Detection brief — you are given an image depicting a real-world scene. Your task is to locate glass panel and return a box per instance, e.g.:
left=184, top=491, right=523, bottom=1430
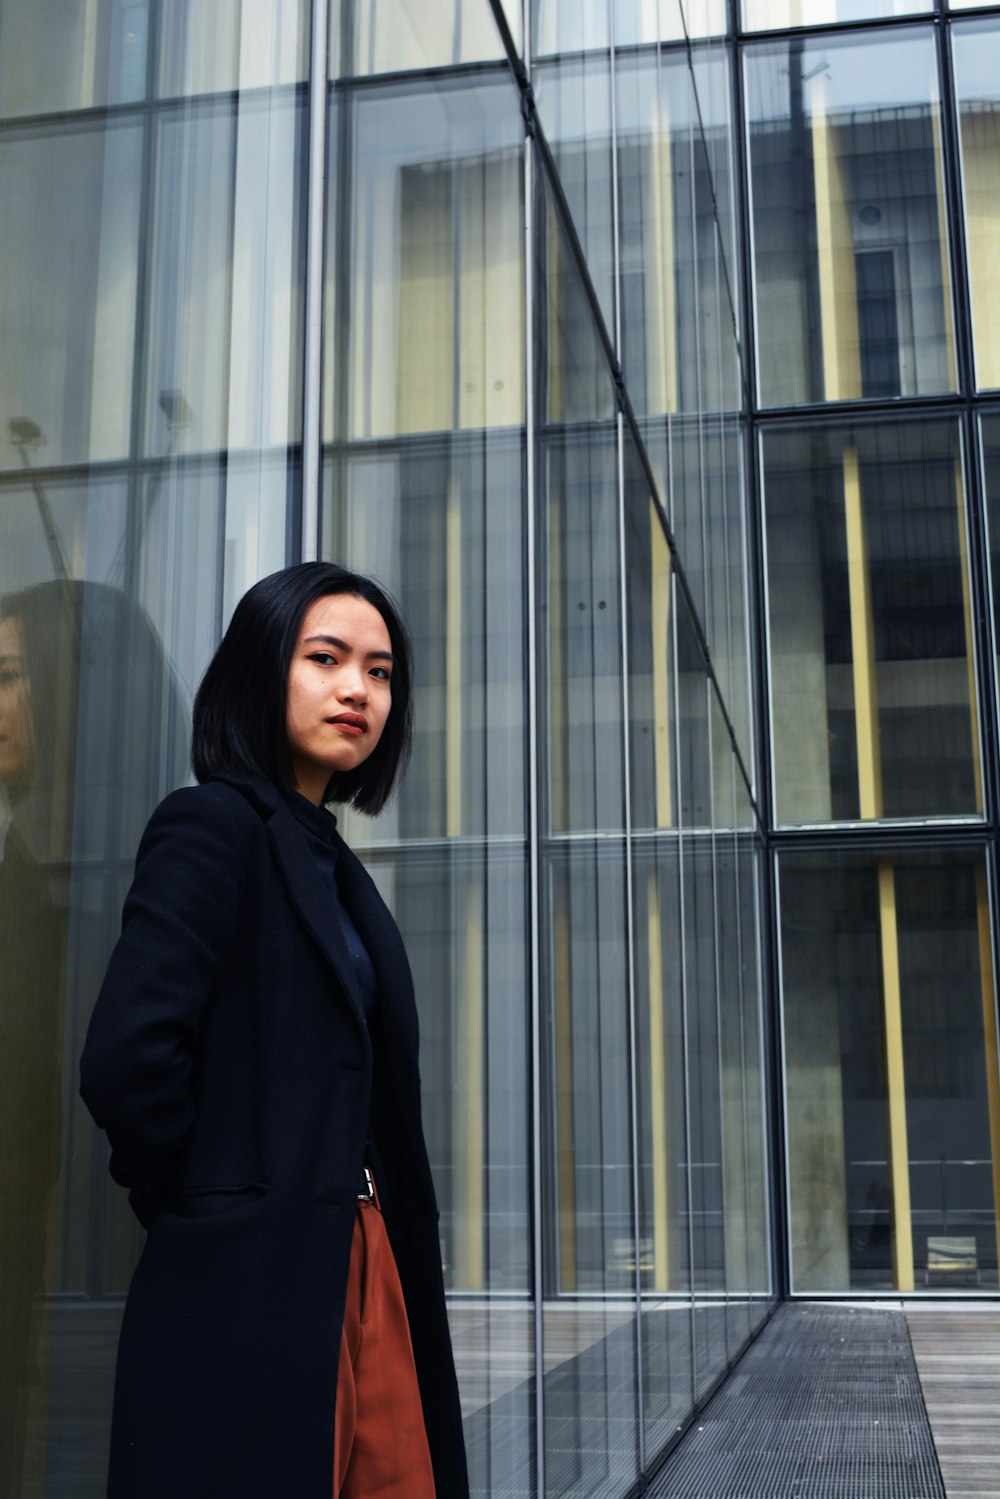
left=326, top=76, right=524, bottom=444
left=763, top=418, right=980, bottom=825
left=623, top=432, right=694, bottom=1461
left=617, top=48, right=738, bottom=418
left=533, top=51, right=616, bottom=334
left=145, top=92, right=305, bottom=457
left=983, top=414, right=1000, bottom=721
left=953, top=20, right=1000, bottom=392
left=780, top=850, right=1000, bottom=1293
left=712, top=694, right=750, bottom=1361
left=536, top=158, right=640, bottom=1499
left=746, top=28, right=956, bottom=408
left=332, top=0, right=508, bottom=77
left=616, top=0, right=727, bottom=44
left=743, top=0, right=931, bottom=29
left=158, top=0, right=308, bottom=95
left=0, top=0, right=149, bottom=116
left=736, top=792, right=771, bottom=1327
left=0, top=14, right=305, bottom=1484
left=320, top=53, right=531, bottom=1493
left=0, top=117, right=143, bottom=467
left=0, top=482, right=292, bottom=1495
left=676, top=593, right=725, bottom=1401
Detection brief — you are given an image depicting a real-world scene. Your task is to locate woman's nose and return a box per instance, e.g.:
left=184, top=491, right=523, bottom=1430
left=338, top=669, right=367, bottom=702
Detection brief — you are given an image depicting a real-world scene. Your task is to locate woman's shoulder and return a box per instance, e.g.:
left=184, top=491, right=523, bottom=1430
left=140, top=778, right=272, bottom=853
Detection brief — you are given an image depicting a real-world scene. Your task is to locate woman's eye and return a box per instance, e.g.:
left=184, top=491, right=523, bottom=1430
left=309, top=652, right=336, bottom=667
left=370, top=667, right=391, bottom=682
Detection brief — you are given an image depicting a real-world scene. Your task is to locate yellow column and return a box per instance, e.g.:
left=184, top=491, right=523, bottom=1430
left=957, top=109, right=1000, bottom=390
left=954, top=456, right=983, bottom=814
left=647, top=90, right=677, bottom=416
left=843, top=444, right=914, bottom=1290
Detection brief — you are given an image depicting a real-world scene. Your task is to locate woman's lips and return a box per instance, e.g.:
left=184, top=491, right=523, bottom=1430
left=327, top=714, right=367, bottom=735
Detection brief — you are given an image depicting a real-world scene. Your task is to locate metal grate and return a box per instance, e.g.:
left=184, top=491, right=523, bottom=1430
left=646, top=1303, right=945, bottom=1499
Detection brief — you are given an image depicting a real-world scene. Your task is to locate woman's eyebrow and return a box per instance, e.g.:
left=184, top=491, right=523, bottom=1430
left=303, top=633, right=393, bottom=663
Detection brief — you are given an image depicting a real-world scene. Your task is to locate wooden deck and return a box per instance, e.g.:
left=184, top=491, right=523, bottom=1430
left=906, top=1307, right=1000, bottom=1499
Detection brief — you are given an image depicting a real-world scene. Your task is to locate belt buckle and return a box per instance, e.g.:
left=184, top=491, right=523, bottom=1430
left=358, top=1165, right=375, bottom=1202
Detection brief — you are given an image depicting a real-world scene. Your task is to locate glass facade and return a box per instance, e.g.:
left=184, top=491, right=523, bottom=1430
left=2, top=2, right=999, bottom=1498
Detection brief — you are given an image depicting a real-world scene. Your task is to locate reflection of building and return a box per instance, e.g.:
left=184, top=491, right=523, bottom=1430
left=0, top=0, right=998, bottom=1495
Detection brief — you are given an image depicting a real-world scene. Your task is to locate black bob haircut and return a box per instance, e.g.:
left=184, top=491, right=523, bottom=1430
left=192, top=562, right=413, bottom=816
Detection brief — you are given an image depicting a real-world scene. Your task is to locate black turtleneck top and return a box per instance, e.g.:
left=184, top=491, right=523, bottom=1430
left=282, top=791, right=377, bottom=1023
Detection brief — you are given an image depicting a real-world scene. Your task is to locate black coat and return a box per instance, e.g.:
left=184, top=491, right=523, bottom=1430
left=80, top=775, right=468, bottom=1499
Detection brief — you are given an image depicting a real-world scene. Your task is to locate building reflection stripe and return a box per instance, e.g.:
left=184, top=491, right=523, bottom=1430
left=955, top=453, right=984, bottom=814
left=877, top=859, right=915, bottom=1293
left=975, top=864, right=1000, bottom=1268
left=931, top=103, right=958, bottom=393
left=647, top=868, right=671, bottom=1291
left=844, top=445, right=914, bottom=1290
left=811, top=73, right=862, bottom=403
left=652, top=504, right=672, bottom=830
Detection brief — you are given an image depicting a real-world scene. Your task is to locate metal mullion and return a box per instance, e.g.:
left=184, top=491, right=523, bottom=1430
left=770, top=821, right=995, bottom=854
left=524, top=129, right=546, bottom=1499
left=614, top=408, right=646, bottom=1477
left=768, top=843, right=792, bottom=1297
left=941, top=9, right=1000, bottom=837
left=669, top=572, right=700, bottom=1413
left=704, top=682, right=732, bottom=1361
left=301, top=0, right=329, bottom=560
left=735, top=8, right=943, bottom=45
left=754, top=392, right=969, bottom=426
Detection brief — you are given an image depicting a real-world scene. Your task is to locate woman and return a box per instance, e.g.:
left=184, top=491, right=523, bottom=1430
left=80, top=563, right=468, bottom=1499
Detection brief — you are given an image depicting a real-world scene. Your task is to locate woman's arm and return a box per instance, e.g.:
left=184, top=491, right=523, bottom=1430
left=80, top=783, right=251, bottom=1202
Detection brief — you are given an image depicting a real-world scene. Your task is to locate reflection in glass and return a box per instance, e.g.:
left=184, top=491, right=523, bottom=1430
left=0, top=492, right=295, bottom=1485
left=537, top=166, right=640, bottom=1499
left=953, top=21, right=1000, bottom=391
left=746, top=28, right=955, bottom=407
left=145, top=94, right=305, bottom=456
left=983, top=415, right=1000, bottom=718
left=743, top=0, right=930, bottom=29
left=617, top=49, right=737, bottom=418
left=676, top=596, right=725, bottom=1398
left=763, top=419, right=980, bottom=824
left=158, top=0, right=308, bottom=95
left=332, top=0, right=507, bottom=77
left=0, top=120, right=142, bottom=467
left=0, top=0, right=149, bottom=117
left=780, top=850, right=1000, bottom=1293
left=327, top=77, right=523, bottom=443
left=623, top=424, right=694, bottom=1462
left=534, top=51, right=616, bottom=334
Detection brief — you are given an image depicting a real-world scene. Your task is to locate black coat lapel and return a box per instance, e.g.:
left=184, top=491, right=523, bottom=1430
left=266, top=801, right=368, bottom=1034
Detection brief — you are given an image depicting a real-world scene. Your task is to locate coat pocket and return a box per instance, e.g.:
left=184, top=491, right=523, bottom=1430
left=158, top=1181, right=269, bottom=1221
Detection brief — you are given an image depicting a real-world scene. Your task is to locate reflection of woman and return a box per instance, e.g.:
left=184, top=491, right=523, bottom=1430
left=0, top=602, right=62, bottom=1499
left=81, top=563, right=468, bottom=1499
left=1, top=579, right=188, bottom=1496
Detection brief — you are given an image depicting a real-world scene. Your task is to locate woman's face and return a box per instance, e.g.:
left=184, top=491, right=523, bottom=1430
left=0, top=615, right=33, bottom=788
left=285, top=593, right=394, bottom=805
